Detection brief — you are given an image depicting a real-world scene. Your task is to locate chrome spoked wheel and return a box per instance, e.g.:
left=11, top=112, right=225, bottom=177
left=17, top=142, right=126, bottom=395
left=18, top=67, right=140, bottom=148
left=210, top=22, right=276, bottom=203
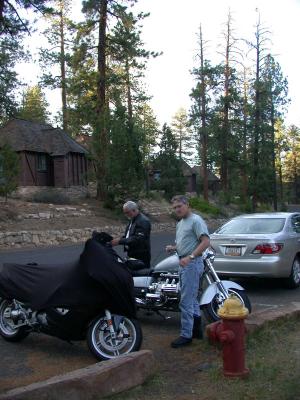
left=0, top=300, right=15, bottom=336
left=202, top=289, right=252, bottom=322
left=87, top=315, right=142, bottom=361
left=0, top=299, right=29, bottom=342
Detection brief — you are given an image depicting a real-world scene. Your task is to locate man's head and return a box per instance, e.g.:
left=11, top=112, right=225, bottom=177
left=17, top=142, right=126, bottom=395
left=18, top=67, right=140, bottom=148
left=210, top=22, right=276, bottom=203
left=123, top=200, right=139, bottom=219
left=171, top=195, right=190, bottom=219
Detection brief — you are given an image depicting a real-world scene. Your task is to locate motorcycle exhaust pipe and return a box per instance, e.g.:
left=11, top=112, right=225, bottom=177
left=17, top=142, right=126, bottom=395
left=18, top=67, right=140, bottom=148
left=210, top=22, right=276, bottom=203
left=135, top=297, right=147, bottom=305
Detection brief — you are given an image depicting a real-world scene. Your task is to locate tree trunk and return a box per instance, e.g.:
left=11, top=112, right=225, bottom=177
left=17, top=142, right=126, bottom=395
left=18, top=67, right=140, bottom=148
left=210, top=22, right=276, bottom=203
left=59, top=2, right=68, bottom=131
left=252, top=32, right=261, bottom=212
left=270, top=101, right=277, bottom=210
left=278, top=161, right=283, bottom=209
left=95, top=0, right=108, bottom=200
left=199, top=25, right=208, bottom=201
left=220, top=15, right=230, bottom=195
left=241, top=67, right=248, bottom=202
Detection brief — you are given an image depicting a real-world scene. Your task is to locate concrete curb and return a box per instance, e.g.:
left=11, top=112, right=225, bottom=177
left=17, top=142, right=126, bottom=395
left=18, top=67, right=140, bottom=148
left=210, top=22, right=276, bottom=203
left=205, top=302, right=300, bottom=337
left=245, top=301, right=300, bottom=332
left=0, top=350, right=155, bottom=400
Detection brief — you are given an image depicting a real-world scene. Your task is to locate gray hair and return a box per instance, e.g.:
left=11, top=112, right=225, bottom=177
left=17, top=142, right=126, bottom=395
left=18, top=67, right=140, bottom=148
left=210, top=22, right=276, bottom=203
left=123, top=200, right=139, bottom=211
left=171, top=195, right=189, bottom=205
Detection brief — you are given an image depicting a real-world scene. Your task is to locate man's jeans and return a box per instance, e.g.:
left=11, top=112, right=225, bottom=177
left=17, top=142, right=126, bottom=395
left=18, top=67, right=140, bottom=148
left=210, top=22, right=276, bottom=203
left=179, top=257, right=204, bottom=338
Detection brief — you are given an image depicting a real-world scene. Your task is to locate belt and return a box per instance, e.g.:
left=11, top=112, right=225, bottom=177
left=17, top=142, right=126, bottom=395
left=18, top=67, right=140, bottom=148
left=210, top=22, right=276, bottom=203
left=178, top=254, right=188, bottom=259
left=178, top=253, right=202, bottom=259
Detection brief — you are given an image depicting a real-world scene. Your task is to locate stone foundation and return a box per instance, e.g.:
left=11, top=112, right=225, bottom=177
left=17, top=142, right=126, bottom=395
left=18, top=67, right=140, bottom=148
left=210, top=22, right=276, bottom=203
left=11, top=186, right=92, bottom=201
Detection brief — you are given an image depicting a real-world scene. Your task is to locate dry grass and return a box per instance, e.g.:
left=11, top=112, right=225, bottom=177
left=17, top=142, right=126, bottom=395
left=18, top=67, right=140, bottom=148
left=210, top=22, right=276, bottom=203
left=109, top=316, right=300, bottom=400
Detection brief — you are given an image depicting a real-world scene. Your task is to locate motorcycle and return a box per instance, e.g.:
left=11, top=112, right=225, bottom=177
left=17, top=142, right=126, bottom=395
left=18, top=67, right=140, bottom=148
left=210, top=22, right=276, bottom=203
left=129, top=249, right=251, bottom=322
left=0, top=233, right=142, bottom=361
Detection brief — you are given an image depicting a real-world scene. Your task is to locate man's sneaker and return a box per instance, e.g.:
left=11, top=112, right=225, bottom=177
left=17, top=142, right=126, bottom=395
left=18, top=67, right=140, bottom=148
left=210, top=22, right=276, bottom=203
left=171, top=336, right=192, bottom=348
left=192, top=316, right=203, bottom=339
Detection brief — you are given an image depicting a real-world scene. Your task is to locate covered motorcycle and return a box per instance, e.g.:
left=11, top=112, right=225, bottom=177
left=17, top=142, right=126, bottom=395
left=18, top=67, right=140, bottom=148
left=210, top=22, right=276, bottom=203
left=0, top=232, right=142, bottom=361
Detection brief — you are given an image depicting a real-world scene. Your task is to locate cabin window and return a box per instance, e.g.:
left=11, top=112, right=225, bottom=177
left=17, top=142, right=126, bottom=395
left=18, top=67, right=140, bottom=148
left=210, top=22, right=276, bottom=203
left=153, top=171, right=161, bottom=181
left=37, top=154, right=47, bottom=172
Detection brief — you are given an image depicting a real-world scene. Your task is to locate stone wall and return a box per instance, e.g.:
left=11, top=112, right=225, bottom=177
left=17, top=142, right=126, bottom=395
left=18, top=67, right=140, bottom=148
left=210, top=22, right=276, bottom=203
left=0, top=222, right=176, bottom=249
left=11, top=186, right=91, bottom=201
left=19, top=206, right=91, bottom=220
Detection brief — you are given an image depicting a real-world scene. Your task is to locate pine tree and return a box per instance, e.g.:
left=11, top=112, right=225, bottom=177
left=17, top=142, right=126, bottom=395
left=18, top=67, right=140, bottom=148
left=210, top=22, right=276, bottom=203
left=39, top=0, right=74, bottom=131
left=152, top=123, right=185, bottom=199
left=282, top=125, right=300, bottom=203
left=0, top=36, right=23, bottom=123
left=0, top=0, right=51, bottom=36
left=67, top=0, right=159, bottom=201
left=171, top=107, right=194, bottom=163
left=190, top=25, right=217, bottom=201
left=0, top=143, right=20, bottom=200
left=18, top=85, right=50, bottom=123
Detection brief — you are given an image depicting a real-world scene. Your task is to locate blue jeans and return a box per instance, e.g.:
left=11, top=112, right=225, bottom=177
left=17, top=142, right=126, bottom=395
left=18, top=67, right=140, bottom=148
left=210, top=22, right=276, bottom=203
left=179, top=257, right=204, bottom=338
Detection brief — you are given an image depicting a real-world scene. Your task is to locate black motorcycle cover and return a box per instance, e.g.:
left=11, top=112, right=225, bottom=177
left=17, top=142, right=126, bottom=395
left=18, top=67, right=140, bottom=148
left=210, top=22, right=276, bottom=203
left=0, top=236, right=136, bottom=318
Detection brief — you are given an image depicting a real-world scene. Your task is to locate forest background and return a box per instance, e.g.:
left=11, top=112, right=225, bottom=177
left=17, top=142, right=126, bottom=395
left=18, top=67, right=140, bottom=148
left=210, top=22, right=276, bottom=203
left=1, top=0, right=300, bottom=212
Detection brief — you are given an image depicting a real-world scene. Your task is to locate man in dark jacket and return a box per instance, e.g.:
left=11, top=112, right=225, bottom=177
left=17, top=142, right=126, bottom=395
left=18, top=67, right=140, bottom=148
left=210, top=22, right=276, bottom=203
left=111, top=201, right=151, bottom=268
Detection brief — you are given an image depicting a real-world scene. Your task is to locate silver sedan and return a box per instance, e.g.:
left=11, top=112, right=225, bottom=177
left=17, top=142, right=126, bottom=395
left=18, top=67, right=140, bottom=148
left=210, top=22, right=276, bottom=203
left=210, top=212, right=300, bottom=288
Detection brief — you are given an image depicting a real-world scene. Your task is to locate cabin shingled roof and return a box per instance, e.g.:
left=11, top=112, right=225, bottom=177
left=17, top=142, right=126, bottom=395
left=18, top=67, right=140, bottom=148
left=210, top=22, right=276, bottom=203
left=0, top=119, right=88, bottom=156
left=191, top=166, right=220, bottom=182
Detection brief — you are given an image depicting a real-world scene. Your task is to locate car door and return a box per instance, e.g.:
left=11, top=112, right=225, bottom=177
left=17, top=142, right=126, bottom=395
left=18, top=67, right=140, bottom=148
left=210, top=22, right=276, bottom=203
left=290, top=214, right=300, bottom=258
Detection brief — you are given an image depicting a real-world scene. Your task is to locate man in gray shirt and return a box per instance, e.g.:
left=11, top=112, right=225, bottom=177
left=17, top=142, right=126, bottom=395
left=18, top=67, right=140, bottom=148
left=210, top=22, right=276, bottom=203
left=166, top=195, right=210, bottom=348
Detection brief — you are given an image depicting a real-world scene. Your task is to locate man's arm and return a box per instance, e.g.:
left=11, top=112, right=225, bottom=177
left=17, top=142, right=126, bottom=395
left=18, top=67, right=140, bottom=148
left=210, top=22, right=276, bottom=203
left=119, top=219, right=150, bottom=246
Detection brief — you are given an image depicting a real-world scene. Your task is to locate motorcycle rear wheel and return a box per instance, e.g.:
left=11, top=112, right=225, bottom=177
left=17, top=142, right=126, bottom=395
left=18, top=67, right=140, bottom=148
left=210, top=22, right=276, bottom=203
left=87, top=315, right=142, bottom=361
left=202, top=289, right=251, bottom=323
left=0, top=299, right=29, bottom=342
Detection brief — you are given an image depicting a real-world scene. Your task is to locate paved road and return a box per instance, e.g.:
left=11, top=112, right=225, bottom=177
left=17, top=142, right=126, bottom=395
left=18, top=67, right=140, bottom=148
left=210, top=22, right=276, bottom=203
left=0, top=231, right=299, bottom=393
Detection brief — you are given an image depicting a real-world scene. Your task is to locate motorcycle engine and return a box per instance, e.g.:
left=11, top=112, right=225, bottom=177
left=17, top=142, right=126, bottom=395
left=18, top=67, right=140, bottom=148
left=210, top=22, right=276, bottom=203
left=147, top=273, right=180, bottom=300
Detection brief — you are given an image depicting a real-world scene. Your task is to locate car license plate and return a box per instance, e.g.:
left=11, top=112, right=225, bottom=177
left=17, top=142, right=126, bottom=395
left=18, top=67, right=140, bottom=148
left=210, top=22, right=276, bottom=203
left=225, top=246, right=242, bottom=256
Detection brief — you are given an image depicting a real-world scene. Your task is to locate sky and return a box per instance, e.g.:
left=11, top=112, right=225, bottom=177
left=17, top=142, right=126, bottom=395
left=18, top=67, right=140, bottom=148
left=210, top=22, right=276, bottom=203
left=16, top=0, right=300, bottom=128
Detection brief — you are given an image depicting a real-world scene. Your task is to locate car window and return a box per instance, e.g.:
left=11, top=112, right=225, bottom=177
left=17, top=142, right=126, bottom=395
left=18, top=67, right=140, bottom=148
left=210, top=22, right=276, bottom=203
left=215, top=218, right=285, bottom=234
left=291, top=215, right=300, bottom=233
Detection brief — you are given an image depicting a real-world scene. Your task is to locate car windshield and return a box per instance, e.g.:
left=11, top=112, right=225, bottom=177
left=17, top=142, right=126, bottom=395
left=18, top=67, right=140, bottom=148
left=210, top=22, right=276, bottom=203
left=215, top=218, right=285, bottom=234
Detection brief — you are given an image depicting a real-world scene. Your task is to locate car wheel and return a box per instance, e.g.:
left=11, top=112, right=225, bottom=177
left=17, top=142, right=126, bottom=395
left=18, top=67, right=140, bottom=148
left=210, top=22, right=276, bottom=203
left=284, top=257, right=300, bottom=289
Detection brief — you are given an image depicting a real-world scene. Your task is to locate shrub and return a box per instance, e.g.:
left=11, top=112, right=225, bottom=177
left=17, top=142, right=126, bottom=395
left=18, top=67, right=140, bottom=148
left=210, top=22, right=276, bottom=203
left=189, top=197, right=221, bottom=216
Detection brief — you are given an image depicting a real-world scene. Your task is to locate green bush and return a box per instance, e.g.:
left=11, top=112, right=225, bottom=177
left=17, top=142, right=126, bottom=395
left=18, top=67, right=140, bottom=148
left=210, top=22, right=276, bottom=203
left=189, top=197, right=221, bottom=216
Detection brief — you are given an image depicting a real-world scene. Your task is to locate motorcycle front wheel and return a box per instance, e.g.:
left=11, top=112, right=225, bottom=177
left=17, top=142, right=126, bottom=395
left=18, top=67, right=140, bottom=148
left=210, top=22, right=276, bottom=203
left=87, top=314, right=143, bottom=361
left=0, top=299, right=29, bottom=342
left=202, top=289, right=251, bottom=323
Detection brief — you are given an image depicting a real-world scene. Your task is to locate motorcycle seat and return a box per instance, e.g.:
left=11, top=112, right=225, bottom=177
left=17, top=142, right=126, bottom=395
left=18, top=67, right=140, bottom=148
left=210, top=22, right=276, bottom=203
left=129, top=268, right=152, bottom=277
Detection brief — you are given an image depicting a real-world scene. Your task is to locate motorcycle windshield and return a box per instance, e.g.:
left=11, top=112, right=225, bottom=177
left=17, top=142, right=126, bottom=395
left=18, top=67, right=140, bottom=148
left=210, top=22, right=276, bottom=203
left=79, top=238, right=136, bottom=318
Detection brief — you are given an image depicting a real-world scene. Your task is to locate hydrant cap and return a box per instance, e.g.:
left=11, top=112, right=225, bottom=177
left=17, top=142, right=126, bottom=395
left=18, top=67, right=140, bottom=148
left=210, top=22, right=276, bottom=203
left=217, top=294, right=249, bottom=319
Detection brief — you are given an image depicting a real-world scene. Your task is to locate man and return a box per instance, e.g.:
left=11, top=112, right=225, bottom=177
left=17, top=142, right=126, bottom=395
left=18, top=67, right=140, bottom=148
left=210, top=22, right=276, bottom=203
left=166, top=195, right=210, bottom=348
left=111, top=201, right=151, bottom=268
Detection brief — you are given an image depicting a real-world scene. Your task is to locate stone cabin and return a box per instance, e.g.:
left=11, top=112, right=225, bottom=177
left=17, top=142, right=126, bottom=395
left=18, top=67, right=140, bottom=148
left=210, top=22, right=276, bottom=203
left=0, top=119, right=89, bottom=197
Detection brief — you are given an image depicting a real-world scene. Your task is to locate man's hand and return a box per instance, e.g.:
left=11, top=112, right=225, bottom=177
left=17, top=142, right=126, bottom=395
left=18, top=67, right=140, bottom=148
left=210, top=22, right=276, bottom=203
left=111, top=238, right=120, bottom=246
left=166, top=245, right=176, bottom=254
left=179, top=256, right=190, bottom=267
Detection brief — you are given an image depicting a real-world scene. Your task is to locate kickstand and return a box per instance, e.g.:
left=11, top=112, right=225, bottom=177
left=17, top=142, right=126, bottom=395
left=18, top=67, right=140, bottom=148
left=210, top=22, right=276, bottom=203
left=155, top=310, right=171, bottom=320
